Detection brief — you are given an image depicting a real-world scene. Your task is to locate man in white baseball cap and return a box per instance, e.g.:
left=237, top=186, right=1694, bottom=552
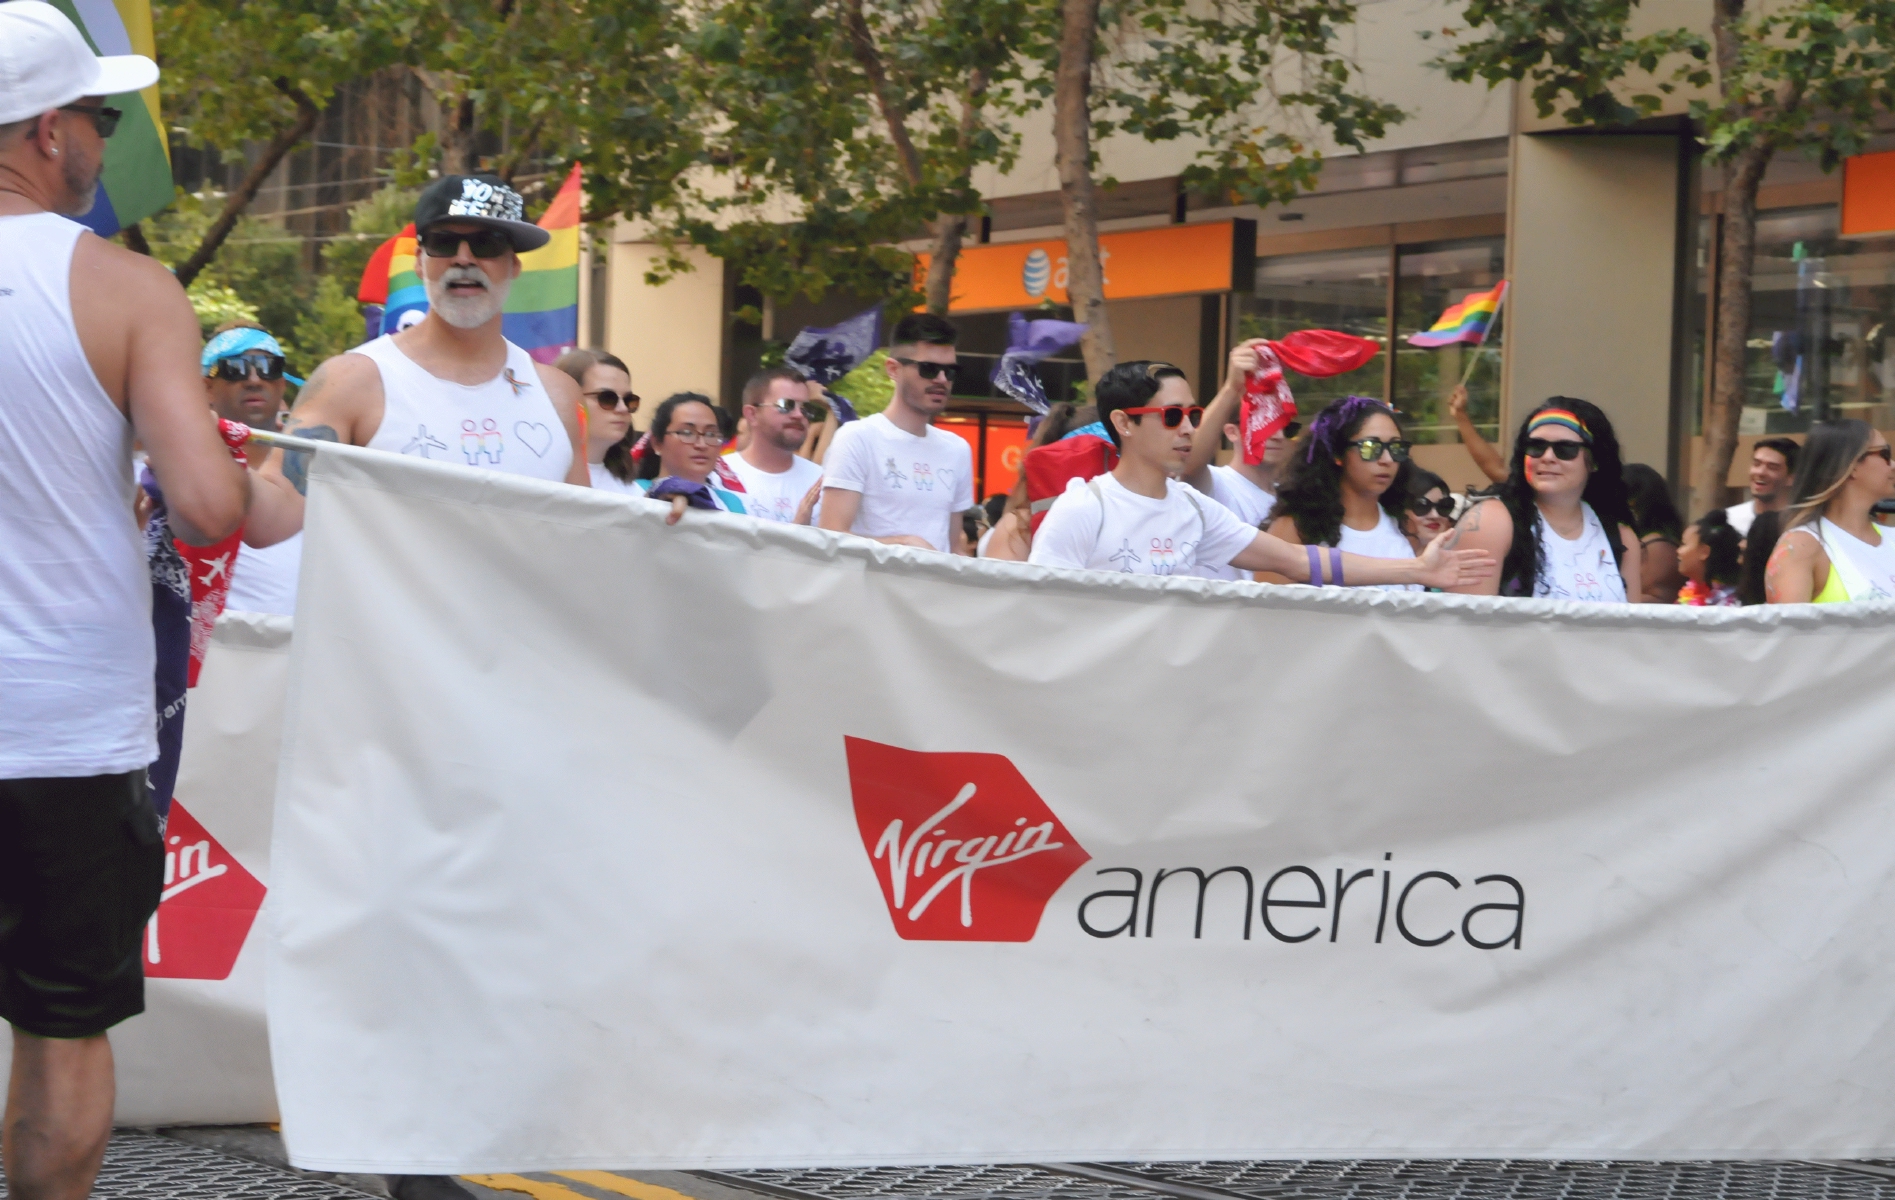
left=0, top=5, right=251, bottom=1198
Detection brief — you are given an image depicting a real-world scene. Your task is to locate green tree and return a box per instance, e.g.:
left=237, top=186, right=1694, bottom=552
left=633, top=0, right=1050, bottom=321
left=152, top=0, right=412, bottom=284
left=1050, top=0, right=1406, bottom=378
left=1431, top=0, right=1895, bottom=512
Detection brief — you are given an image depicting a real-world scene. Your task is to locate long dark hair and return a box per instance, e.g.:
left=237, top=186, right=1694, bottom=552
left=1739, top=510, right=1781, bottom=606
left=1272, top=395, right=1411, bottom=547
left=556, top=348, right=636, bottom=483
left=1623, top=463, right=1683, bottom=543
left=1782, top=419, right=1873, bottom=531
left=1494, top=397, right=1634, bottom=596
left=636, top=392, right=725, bottom=481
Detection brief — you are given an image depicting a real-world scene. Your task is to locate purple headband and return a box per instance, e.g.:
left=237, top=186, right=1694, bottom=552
left=1305, top=395, right=1394, bottom=463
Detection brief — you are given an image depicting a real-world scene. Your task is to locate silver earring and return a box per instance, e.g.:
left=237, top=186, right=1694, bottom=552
left=50, top=148, right=58, bottom=156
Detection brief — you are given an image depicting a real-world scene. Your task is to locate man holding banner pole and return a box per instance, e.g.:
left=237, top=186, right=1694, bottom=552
left=245, top=174, right=588, bottom=548
left=0, top=7, right=251, bottom=1197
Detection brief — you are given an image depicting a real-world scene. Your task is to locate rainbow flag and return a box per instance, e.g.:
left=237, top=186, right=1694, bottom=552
left=1408, top=280, right=1507, bottom=348
left=55, top=0, right=174, bottom=236
left=357, top=165, right=581, bottom=360
left=502, top=163, right=581, bottom=362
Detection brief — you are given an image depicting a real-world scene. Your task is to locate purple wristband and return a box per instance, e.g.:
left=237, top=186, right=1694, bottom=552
left=1306, top=545, right=1323, bottom=585
left=1329, top=547, right=1344, bottom=588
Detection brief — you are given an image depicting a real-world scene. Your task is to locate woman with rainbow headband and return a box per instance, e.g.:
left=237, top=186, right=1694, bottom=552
left=1448, top=398, right=1641, bottom=602
left=1764, top=419, right=1895, bottom=603
left=1261, top=394, right=1419, bottom=588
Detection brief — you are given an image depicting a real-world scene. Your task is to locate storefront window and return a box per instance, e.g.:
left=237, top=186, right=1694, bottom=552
left=1392, top=237, right=1506, bottom=446
left=1233, top=247, right=1392, bottom=412
left=1720, top=207, right=1895, bottom=435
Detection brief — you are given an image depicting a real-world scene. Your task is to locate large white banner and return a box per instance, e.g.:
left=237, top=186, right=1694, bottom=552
left=270, top=444, right=1895, bottom=1174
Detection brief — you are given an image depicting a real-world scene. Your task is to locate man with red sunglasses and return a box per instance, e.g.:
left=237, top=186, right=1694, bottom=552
left=1030, top=361, right=1495, bottom=589
left=245, top=174, right=589, bottom=551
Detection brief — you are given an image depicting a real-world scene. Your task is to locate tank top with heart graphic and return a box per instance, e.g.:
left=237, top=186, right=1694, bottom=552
left=355, top=333, right=572, bottom=483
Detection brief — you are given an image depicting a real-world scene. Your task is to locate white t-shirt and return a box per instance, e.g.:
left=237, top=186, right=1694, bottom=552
left=1207, top=464, right=1276, bottom=526
left=1198, top=466, right=1277, bottom=581
left=723, top=451, right=824, bottom=524
left=1030, top=473, right=1259, bottom=577
left=1534, top=502, right=1628, bottom=602
left=1724, top=500, right=1759, bottom=536
left=822, top=413, right=974, bottom=551
left=225, top=532, right=302, bottom=616
left=1334, top=509, right=1420, bottom=591
left=589, top=462, right=643, bottom=494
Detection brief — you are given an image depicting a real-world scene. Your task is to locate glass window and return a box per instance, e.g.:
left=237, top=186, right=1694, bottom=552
left=1392, top=237, right=1506, bottom=446
left=1731, top=207, right=1895, bottom=434
left=1233, top=247, right=1392, bottom=412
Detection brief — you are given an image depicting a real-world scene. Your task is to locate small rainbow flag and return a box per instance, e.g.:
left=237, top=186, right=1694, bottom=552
left=357, top=164, right=582, bottom=362
left=1408, top=280, right=1507, bottom=348
left=57, top=0, right=174, bottom=236
left=502, top=162, right=581, bottom=363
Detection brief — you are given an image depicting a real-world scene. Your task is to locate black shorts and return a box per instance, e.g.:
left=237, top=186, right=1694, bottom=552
left=0, top=771, right=164, bottom=1039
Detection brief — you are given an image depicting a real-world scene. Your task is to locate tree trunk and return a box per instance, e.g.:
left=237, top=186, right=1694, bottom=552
left=924, top=215, right=963, bottom=315
left=1692, top=141, right=1773, bottom=516
left=120, top=222, right=151, bottom=255
left=174, top=81, right=321, bottom=288
left=1054, top=0, right=1114, bottom=381
left=416, top=69, right=479, bottom=174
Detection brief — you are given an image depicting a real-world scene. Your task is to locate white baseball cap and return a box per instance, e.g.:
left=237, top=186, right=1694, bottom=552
left=0, top=1, right=159, bottom=127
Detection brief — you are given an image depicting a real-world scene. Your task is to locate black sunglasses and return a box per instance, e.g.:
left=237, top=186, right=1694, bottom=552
left=1279, top=421, right=1302, bottom=440
left=893, top=357, right=959, bottom=382
left=1346, top=437, right=1411, bottom=462
left=587, top=389, right=640, bottom=412
left=209, top=353, right=286, bottom=383
left=418, top=228, right=514, bottom=259
left=61, top=103, right=121, bottom=139
left=1524, top=438, right=1586, bottom=461
left=1408, top=495, right=1455, bottom=518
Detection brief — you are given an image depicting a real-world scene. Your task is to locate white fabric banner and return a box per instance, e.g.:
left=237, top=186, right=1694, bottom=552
left=270, top=444, right=1895, bottom=1173
left=0, top=612, right=287, bottom=1125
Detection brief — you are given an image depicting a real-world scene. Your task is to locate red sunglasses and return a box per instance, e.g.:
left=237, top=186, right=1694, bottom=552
left=1121, top=404, right=1204, bottom=429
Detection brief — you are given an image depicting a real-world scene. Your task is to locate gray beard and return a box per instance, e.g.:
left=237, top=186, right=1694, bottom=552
left=61, top=147, right=101, bottom=217
left=424, top=270, right=512, bottom=329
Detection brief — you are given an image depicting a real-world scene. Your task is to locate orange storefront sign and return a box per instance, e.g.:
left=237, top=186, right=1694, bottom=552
left=916, top=221, right=1247, bottom=312
left=1843, top=151, right=1895, bottom=237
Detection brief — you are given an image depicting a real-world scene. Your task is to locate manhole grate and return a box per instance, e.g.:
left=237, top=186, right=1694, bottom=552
left=0, top=1129, right=375, bottom=1199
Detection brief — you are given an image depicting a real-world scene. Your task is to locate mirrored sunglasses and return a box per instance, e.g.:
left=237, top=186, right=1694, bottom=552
left=208, top=353, right=286, bottom=383
left=1347, top=437, right=1411, bottom=462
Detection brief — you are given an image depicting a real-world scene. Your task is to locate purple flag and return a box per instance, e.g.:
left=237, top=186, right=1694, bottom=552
left=992, top=312, right=1086, bottom=414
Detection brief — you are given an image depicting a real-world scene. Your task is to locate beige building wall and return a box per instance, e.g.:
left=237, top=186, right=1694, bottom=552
left=1109, top=296, right=1207, bottom=398
left=1503, top=133, right=1684, bottom=469
left=605, top=239, right=726, bottom=431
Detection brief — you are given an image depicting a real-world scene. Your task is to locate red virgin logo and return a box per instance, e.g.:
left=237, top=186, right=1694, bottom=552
left=845, top=737, right=1091, bottom=941
left=143, top=801, right=267, bottom=980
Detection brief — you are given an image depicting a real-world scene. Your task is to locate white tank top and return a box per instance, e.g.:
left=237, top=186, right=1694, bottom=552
left=1332, top=508, right=1419, bottom=591
left=1811, top=518, right=1895, bottom=600
left=0, top=213, right=156, bottom=776
left=1534, top=502, right=1627, bottom=602
left=356, top=334, right=572, bottom=482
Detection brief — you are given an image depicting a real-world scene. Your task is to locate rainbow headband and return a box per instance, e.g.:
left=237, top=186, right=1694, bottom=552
left=1526, top=409, right=1591, bottom=443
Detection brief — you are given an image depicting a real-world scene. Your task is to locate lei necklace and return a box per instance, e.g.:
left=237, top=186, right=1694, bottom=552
left=1676, top=579, right=1739, bottom=607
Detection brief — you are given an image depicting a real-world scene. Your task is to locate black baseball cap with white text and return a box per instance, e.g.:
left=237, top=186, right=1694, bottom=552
left=412, top=174, right=550, bottom=253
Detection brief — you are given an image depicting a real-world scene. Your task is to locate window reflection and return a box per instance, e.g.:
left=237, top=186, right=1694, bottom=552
left=1393, top=238, right=1506, bottom=446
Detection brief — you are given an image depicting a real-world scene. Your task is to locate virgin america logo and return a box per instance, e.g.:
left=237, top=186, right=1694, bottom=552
left=143, top=801, right=266, bottom=980
left=846, top=737, right=1091, bottom=941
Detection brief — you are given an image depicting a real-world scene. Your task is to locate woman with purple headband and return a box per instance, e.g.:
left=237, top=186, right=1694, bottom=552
left=1260, top=395, right=1420, bottom=589
left=1446, top=398, right=1641, bottom=602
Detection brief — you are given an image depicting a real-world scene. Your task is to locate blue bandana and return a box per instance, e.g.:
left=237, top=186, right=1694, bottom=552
left=200, top=327, right=304, bottom=386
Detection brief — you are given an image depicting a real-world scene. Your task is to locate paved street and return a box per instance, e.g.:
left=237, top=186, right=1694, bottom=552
left=8, top=1130, right=1895, bottom=1200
